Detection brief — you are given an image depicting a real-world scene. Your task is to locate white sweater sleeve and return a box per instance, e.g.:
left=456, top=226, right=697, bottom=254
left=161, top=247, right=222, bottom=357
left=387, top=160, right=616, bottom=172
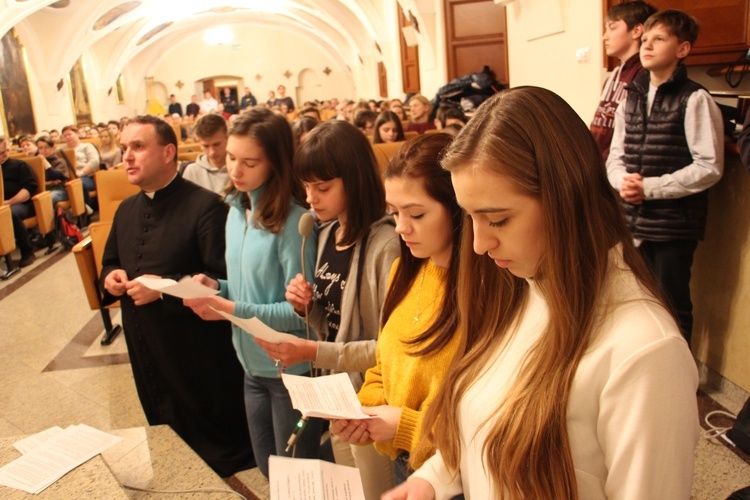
left=598, top=336, right=699, bottom=499
left=410, top=450, right=464, bottom=500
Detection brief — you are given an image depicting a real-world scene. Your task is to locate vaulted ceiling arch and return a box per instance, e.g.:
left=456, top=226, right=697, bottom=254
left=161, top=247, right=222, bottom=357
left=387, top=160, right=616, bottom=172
left=4, top=0, right=390, bottom=86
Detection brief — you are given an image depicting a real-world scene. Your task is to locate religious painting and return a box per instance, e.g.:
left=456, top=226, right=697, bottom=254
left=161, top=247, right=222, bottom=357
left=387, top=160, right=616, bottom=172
left=116, top=74, right=125, bottom=104
left=0, top=29, right=37, bottom=138
left=137, top=22, right=172, bottom=46
left=93, top=1, right=141, bottom=31
left=69, top=56, right=93, bottom=126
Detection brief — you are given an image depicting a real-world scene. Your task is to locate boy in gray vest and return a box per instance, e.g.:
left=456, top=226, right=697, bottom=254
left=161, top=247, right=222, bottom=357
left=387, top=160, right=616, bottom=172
left=606, top=9, right=723, bottom=346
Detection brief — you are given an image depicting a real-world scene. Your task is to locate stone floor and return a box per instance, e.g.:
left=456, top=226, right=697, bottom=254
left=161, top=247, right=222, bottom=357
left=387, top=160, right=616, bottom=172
left=0, top=244, right=748, bottom=499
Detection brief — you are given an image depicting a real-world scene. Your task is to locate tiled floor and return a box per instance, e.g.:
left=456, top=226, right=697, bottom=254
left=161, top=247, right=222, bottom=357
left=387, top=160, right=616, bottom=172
left=1, top=245, right=748, bottom=499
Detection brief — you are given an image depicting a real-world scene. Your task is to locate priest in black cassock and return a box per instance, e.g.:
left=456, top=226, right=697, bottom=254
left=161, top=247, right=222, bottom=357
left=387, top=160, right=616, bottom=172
left=100, top=115, right=253, bottom=477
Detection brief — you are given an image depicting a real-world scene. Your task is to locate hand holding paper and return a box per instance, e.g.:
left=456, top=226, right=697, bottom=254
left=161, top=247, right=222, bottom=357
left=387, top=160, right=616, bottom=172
left=211, top=308, right=300, bottom=344
left=136, top=275, right=220, bottom=300
left=182, top=296, right=234, bottom=321
left=282, top=373, right=371, bottom=420
left=127, top=274, right=163, bottom=305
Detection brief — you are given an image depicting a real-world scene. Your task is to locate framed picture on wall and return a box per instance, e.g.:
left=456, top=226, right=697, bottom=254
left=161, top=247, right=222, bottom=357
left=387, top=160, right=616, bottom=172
left=116, top=74, right=125, bottom=104
left=69, top=56, right=93, bottom=126
left=0, top=28, right=37, bottom=138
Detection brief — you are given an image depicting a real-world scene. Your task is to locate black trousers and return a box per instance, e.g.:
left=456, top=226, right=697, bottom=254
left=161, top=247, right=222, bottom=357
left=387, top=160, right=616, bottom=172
left=638, top=239, right=698, bottom=346
left=10, top=203, right=34, bottom=255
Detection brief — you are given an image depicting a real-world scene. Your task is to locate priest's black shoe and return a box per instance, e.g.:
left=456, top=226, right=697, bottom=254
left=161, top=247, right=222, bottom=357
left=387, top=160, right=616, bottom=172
left=19, top=252, right=36, bottom=268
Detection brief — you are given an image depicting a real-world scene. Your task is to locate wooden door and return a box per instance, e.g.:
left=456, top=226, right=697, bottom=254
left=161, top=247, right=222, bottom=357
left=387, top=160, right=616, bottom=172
left=444, top=0, right=509, bottom=84
left=399, top=7, right=421, bottom=94
left=603, top=0, right=750, bottom=68
left=378, top=62, right=388, bottom=98
left=203, top=80, right=216, bottom=98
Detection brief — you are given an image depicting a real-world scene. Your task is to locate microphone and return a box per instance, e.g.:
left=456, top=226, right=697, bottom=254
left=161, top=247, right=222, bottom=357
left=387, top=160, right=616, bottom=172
left=297, top=211, right=315, bottom=345
left=285, top=212, right=317, bottom=455
left=297, top=212, right=315, bottom=352
left=298, top=213, right=315, bottom=324
left=285, top=415, right=310, bottom=453
left=298, top=212, right=316, bottom=282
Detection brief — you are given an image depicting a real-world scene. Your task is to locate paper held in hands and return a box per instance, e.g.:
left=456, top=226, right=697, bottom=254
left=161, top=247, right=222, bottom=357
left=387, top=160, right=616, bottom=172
left=282, top=373, right=371, bottom=420
left=209, top=308, right=300, bottom=344
left=269, top=455, right=365, bottom=500
left=135, top=275, right=220, bottom=299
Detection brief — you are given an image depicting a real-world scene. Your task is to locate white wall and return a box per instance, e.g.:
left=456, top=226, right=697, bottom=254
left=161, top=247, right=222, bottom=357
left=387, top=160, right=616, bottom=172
left=415, top=0, right=447, bottom=101
left=126, top=26, right=358, bottom=115
left=27, top=55, right=75, bottom=133
left=506, top=0, right=604, bottom=121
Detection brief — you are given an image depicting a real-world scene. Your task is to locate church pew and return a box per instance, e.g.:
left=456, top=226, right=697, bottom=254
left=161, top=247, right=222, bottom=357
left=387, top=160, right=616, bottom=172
left=0, top=205, right=19, bottom=280
left=371, top=141, right=406, bottom=176
left=19, top=156, right=56, bottom=254
left=73, top=220, right=121, bottom=345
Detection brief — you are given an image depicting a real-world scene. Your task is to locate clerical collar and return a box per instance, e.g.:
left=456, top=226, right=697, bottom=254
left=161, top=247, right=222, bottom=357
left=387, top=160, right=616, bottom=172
left=143, top=172, right=179, bottom=199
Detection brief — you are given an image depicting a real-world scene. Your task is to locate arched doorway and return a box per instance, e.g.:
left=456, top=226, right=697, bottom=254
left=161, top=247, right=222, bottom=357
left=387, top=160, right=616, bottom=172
left=296, top=69, right=322, bottom=105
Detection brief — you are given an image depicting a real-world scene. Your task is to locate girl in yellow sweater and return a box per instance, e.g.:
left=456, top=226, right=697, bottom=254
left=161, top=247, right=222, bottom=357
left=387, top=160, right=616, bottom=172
left=330, top=133, right=463, bottom=485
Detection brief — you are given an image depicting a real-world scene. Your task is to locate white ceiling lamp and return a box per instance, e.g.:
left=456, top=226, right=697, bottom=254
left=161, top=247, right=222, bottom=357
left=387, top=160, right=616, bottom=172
left=204, top=25, right=235, bottom=46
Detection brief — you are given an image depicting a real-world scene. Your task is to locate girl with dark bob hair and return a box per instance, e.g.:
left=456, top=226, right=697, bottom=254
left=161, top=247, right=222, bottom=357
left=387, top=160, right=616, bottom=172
left=255, top=119, right=400, bottom=498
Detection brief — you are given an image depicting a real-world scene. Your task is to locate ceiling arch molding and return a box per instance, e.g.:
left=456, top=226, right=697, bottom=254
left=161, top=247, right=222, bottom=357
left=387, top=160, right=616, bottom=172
left=5, top=0, right=381, bottom=84
left=93, top=7, right=368, bottom=95
left=1, top=0, right=418, bottom=123
left=122, top=19, right=358, bottom=102
left=0, top=0, right=60, bottom=41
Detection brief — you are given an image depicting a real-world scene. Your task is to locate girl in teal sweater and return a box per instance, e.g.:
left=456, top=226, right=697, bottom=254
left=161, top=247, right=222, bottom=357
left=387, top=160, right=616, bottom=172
left=185, top=108, right=321, bottom=478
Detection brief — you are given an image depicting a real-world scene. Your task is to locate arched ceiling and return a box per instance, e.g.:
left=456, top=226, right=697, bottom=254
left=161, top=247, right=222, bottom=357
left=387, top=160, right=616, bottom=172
left=1, top=0, right=404, bottom=87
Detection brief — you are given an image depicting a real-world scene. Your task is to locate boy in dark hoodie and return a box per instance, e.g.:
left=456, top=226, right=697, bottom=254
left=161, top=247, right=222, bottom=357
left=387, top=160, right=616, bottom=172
left=590, top=1, right=657, bottom=162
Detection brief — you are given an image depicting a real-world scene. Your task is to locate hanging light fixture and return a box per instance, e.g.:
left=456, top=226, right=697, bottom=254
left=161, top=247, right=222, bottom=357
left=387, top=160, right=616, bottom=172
left=204, top=25, right=234, bottom=46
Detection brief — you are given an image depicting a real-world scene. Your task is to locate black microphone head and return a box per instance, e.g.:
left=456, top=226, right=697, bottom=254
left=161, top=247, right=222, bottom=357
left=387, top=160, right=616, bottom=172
left=298, top=212, right=315, bottom=238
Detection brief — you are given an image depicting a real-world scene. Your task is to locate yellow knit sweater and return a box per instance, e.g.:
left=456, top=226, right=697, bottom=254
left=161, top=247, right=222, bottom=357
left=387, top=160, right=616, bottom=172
left=357, top=258, right=461, bottom=469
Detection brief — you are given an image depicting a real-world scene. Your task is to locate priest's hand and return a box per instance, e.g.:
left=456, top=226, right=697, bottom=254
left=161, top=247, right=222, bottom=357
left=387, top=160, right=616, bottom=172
left=330, top=418, right=371, bottom=444
left=125, top=274, right=162, bottom=306
left=255, top=337, right=318, bottom=367
left=381, top=478, right=436, bottom=500
left=362, top=405, right=402, bottom=442
left=104, top=269, right=129, bottom=296
left=192, top=273, right=219, bottom=290
left=183, top=295, right=234, bottom=321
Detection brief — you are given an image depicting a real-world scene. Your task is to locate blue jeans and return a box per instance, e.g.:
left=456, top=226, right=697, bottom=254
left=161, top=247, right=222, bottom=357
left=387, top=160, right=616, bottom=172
left=394, top=452, right=412, bottom=486
left=51, top=188, right=68, bottom=206
left=80, top=175, right=95, bottom=208
left=243, top=372, right=324, bottom=478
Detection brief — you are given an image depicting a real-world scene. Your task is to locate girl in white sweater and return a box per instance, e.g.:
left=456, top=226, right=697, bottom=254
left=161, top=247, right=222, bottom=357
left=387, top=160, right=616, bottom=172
left=384, top=87, right=699, bottom=500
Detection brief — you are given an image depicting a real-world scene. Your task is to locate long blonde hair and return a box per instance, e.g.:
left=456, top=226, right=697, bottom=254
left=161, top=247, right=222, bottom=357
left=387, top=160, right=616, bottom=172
left=100, top=128, right=118, bottom=153
left=426, top=87, right=660, bottom=498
